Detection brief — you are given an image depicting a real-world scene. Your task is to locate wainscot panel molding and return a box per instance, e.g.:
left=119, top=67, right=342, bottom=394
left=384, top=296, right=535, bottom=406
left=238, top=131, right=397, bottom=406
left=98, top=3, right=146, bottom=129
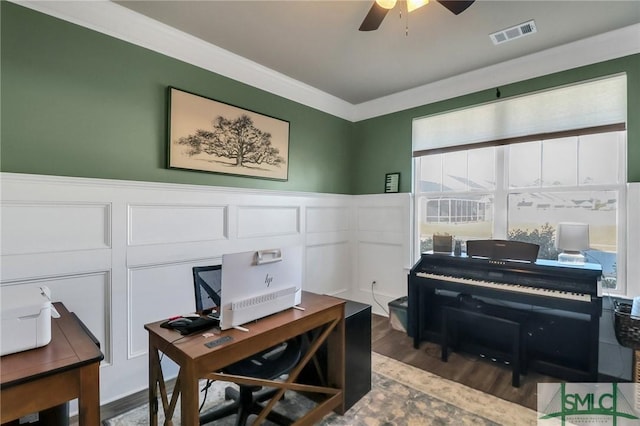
left=351, top=193, right=413, bottom=316
left=627, top=182, right=640, bottom=298
left=0, top=172, right=360, bottom=409
left=1, top=201, right=111, bottom=255
left=236, top=205, right=300, bottom=239
left=306, top=206, right=350, bottom=234
left=128, top=261, right=203, bottom=359
left=305, top=241, right=352, bottom=296
left=128, top=203, right=228, bottom=246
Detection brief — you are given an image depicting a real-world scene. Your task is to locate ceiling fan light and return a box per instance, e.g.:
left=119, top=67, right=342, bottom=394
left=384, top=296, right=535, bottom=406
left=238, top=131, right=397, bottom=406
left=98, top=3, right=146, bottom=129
left=407, top=0, right=429, bottom=12
left=376, top=0, right=397, bottom=10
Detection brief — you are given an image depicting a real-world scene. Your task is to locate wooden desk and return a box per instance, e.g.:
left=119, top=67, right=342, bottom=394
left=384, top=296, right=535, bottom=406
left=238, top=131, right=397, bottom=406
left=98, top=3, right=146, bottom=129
left=0, top=302, right=104, bottom=426
left=146, top=291, right=345, bottom=426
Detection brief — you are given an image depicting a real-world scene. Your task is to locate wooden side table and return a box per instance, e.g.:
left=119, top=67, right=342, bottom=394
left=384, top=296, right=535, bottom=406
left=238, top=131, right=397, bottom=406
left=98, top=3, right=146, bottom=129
left=1, top=302, right=104, bottom=426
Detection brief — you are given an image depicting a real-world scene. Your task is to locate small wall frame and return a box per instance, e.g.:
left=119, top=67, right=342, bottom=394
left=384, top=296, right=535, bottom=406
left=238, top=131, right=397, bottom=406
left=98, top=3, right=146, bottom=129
left=385, top=172, right=400, bottom=193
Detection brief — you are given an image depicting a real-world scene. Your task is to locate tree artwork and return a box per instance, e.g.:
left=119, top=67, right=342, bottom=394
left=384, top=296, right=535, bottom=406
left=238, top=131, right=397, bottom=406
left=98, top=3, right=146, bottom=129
left=176, top=114, right=285, bottom=169
left=169, top=88, right=289, bottom=180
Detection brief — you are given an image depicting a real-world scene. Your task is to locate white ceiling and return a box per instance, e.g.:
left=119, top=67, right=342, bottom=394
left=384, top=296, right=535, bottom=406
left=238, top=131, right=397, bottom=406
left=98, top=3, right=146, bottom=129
left=115, top=0, right=640, bottom=105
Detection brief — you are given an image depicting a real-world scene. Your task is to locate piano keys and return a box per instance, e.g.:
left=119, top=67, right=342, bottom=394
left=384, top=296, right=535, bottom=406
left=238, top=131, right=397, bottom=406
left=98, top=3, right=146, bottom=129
left=415, top=271, right=592, bottom=302
left=408, top=252, right=603, bottom=382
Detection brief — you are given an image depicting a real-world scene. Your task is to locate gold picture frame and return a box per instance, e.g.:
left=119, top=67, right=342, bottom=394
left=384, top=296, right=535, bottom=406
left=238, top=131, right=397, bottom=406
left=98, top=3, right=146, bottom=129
left=168, top=87, right=290, bottom=180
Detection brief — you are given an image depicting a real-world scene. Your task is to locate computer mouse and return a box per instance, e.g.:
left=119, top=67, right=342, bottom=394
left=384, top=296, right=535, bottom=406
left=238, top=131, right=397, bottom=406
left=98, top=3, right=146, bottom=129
left=168, top=318, right=193, bottom=327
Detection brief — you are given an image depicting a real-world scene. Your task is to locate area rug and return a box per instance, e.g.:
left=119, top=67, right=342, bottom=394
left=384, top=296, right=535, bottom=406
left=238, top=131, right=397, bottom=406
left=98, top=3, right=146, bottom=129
left=103, top=352, right=537, bottom=425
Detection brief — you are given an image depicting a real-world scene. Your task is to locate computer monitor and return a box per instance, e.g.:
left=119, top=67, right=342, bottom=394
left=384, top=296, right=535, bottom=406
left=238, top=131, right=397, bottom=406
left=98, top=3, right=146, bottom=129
left=192, top=265, right=222, bottom=315
left=220, top=246, right=302, bottom=330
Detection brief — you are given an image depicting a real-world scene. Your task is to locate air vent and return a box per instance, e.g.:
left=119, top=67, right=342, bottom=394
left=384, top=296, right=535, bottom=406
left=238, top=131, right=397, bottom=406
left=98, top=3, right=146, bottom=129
left=490, top=20, right=537, bottom=45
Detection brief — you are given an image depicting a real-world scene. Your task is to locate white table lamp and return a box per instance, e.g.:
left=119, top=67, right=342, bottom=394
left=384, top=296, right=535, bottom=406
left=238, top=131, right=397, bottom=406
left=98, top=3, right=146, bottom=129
left=556, top=222, right=589, bottom=265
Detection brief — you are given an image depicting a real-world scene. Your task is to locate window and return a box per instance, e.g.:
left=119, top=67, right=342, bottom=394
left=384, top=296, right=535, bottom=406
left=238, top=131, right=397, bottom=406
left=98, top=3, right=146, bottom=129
left=412, top=74, right=628, bottom=295
left=417, top=146, right=496, bottom=252
left=415, top=130, right=626, bottom=293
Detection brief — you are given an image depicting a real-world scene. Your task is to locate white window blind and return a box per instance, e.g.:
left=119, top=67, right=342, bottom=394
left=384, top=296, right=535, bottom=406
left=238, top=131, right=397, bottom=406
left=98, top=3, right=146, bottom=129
left=412, top=74, right=627, bottom=155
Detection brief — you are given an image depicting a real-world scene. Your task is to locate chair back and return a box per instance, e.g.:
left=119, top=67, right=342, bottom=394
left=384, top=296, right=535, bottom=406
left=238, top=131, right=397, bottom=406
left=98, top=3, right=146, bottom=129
left=226, top=336, right=303, bottom=380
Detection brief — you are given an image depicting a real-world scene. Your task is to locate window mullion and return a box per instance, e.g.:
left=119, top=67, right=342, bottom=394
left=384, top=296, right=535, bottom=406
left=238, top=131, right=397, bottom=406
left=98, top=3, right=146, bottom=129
left=494, top=146, right=508, bottom=239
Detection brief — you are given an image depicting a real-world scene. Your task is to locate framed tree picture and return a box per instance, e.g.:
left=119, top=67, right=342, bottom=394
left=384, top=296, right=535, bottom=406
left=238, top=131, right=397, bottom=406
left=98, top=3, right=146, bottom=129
left=168, top=87, right=290, bottom=180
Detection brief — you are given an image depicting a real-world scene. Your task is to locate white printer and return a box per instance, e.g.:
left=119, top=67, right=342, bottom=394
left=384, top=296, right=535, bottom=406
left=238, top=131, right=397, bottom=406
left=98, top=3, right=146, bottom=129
left=1, top=285, right=59, bottom=356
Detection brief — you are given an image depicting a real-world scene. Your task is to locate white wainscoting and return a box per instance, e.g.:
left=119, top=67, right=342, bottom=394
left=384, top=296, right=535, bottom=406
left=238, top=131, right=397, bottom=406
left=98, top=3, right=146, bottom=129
left=1, top=173, right=381, bottom=408
left=3, top=172, right=633, bottom=407
left=1, top=201, right=111, bottom=255
left=350, top=193, right=413, bottom=315
left=626, top=182, right=640, bottom=298
left=128, top=203, right=228, bottom=246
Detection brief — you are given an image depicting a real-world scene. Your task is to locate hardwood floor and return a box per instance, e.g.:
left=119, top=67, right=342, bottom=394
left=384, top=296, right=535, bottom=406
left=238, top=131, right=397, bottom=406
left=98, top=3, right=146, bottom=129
left=371, top=313, right=557, bottom=410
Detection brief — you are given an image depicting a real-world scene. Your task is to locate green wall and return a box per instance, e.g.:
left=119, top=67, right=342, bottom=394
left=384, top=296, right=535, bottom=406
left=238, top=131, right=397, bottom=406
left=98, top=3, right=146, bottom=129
left=353, top=54, right=640, bottom=194
left=1, top=2, right=354, bottom=194
left=2, top=3, right=638, bottom=196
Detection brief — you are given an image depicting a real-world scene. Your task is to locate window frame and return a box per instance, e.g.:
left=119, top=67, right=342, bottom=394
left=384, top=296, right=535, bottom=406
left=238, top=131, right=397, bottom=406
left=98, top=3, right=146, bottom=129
left=413, top=130, right=627, bottom=296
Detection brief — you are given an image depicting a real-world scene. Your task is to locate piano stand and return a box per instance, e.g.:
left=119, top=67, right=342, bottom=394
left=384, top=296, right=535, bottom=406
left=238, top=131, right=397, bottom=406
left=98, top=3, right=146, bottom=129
left=441, top=306, right=527, bottom=387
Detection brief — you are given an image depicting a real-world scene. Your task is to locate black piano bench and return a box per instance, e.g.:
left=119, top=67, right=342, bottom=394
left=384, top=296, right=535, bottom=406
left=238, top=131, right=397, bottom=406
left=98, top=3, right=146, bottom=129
left=440, top=306, right=526, bottom=387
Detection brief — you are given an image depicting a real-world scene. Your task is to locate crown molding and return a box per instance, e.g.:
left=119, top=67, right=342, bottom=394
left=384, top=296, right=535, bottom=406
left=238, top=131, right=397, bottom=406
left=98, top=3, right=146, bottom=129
left=13, top=1, right=640, bottom=122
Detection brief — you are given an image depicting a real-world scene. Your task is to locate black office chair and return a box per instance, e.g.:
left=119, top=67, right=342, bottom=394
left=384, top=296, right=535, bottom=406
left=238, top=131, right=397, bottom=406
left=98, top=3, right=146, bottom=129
left=192, top=266, right=303, bottom=426
left=200, top=337, right=302, bottom=425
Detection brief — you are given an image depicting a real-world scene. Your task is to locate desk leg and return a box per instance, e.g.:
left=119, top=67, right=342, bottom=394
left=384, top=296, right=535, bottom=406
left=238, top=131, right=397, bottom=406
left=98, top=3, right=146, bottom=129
left=326, top=312, right=346, bottom=415
left=78, top=363, right=100, bottom=426
left=179, top=364, right=200, bottom=426
left=149, top=339, right=160, bottom=426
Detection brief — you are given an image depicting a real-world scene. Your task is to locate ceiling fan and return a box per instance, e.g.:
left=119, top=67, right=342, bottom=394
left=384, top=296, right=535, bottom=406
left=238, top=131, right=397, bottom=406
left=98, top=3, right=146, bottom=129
left=359, top=0, right=475, bottom=31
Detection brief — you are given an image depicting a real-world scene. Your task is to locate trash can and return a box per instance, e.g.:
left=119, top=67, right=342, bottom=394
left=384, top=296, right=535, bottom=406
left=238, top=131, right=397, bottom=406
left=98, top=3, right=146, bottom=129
left=388, top=296, right=408, bottom=333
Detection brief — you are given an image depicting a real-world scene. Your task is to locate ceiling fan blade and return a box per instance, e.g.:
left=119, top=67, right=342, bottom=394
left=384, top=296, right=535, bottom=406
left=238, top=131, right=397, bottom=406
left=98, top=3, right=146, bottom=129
left=359, top=2, right=390, bottom=31
left=437, top=0, right=475, bottom=15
